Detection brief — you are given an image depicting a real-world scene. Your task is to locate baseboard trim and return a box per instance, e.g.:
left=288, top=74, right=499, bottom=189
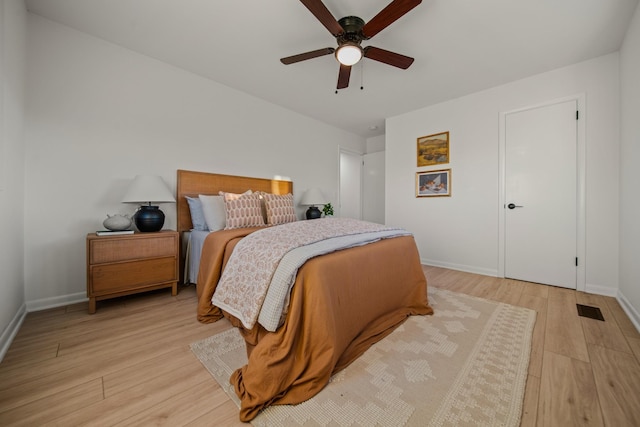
left=0, top=303, right=27, bottom=362
left=421, top=263, right=628, bottom=303
left=26, top=292, right=88, bottom=312
left=1, top=293, right=88, bottom=362
left=420, top=259, right=498, bottom=277
left=585, top=283, right=618, bottom=297
left=617, top=290, right=640, bottom=334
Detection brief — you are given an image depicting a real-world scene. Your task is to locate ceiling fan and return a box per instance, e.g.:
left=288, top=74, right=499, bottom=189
left=281, top=0, right=422, bottom=90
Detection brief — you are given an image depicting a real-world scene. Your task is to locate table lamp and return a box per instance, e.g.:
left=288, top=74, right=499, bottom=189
left=122, top=175, right=176, bottom=232
left=300, top=187, right=326, bottom=220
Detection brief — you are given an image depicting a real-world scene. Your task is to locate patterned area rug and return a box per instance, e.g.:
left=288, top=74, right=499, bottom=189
left=190, top=288, right=536, bottom=426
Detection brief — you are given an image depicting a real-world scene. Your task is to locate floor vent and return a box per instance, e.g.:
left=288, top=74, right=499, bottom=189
left=576, top=304, right=605, bottom=321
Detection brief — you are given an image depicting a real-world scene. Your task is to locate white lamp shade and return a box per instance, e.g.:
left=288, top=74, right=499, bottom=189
left=122, top=175, right=176, bottom=204
left=335, top=44, right=363, bottom=66
left=300, top=188, right=327, bottom=206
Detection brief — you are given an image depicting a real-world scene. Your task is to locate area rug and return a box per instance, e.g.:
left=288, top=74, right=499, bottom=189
left=190, top=288, right=536, bottom=426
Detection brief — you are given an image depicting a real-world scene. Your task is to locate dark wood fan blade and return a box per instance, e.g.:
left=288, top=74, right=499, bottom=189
left=300, top=0, right=344, bottom=36
left=364, top=46, right=414, bottom=69
left=337, top=64, right=351, bottom=89
left=362, top=0, right=422, bottom=39
left=281, top=47, right=335, bottom=65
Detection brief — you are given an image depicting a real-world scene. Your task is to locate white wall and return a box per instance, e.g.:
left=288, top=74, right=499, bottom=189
left=366, top=135, right=385, bottom=154
left=24, top=15, right=364, bottom=307
left=387, top=53, right=621, bottom=294
left=619, top=3, right=640, bottom=323
left=362, top=151, right=385, bottom=224
left=0, top=0, right=27, bottom=357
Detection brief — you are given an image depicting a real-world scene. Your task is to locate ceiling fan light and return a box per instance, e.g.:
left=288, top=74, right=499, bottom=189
left=336, top=44, right=363, bottom=66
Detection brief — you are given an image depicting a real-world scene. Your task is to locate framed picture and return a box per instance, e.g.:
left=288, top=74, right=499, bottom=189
left=416, top=169, right=451, bottom=197
left=417, top=131, right=449, bottom=167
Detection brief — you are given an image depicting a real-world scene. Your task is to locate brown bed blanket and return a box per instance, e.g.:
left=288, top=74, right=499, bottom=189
left=196, top=229, right=433, bottom=422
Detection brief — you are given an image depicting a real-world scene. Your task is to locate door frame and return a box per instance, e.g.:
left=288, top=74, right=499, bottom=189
left=498, top=94, right=586, bottom=291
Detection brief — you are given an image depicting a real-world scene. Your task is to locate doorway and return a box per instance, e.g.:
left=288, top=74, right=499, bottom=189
left=339, top=149, right=363, bottom=219
left=498, top=96, right=586, bottom=290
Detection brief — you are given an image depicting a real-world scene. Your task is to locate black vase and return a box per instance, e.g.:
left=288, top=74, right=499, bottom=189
left=305, top=206, right=322, bottom=220
left=135, top=205, right=165, bottom=232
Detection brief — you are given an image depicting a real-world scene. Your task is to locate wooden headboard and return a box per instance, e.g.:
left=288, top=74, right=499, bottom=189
left=176, top=169, right=294, bottom=233
left=176, top=169, right=294, bottom=284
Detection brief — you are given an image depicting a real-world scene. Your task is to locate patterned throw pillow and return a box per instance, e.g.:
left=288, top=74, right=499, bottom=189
left=263, top=193, right=297, bottom=225
left=223, top=192, right=265, bottom=229
left=219, top=189, right=252, bottom=200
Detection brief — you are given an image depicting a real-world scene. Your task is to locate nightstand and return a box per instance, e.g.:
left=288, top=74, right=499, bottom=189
left=86, top=230, right=179, bottom=314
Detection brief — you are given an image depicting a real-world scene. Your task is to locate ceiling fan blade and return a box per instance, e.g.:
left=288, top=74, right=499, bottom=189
left=337, top=64, right=351, bottom=89
left=299, top=0, right=344, bottom=36
left=362, top=0, right=422, bottom=39
left=281, top=47, right=335, bottom=65
left=364, top=46, right=414, bottom=69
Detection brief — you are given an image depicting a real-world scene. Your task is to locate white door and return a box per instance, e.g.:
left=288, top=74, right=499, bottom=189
left=339, top=150, right=362, bottom=219
left=362, top=151, right=385, bottom=224
left=504, top=100, right=577, bottom=288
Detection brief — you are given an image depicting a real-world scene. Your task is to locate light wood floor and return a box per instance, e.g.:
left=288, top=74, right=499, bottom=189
left=1, top=266, right=640, bottom=426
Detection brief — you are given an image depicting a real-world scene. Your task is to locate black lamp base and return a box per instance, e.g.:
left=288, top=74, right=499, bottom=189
left=135, top=205, right=165, bottom=232
left=305, top=206, right=322, bottom=220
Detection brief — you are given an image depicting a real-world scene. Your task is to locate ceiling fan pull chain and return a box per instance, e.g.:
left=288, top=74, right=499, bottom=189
left=361, top=60, right=364, bottom=90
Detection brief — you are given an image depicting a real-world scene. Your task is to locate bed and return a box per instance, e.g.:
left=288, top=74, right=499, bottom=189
left=177, top=169, right=433, bottom=422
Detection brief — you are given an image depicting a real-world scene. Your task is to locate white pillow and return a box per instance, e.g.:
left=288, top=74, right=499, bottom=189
left=199, top=195, right=226, bottom=232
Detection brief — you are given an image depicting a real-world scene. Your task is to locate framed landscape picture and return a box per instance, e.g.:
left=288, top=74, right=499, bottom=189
left=416, top=169, right=451, bottom=197
left=417, top=131, right=449, bottom=167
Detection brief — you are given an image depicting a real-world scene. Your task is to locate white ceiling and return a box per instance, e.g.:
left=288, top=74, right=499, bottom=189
left=25, top=0, right=639, bottom=137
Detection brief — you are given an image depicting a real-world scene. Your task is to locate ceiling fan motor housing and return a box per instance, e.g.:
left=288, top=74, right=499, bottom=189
left=337, top=16, right=365, bottom=44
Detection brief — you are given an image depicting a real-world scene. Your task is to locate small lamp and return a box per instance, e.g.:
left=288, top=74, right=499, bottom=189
left=300, top=187, right=326, bottom=220
left=122, top=175, right=175, bottom=232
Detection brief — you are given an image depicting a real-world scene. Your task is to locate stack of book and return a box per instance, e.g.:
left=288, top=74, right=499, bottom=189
left=96, top=230, right=134, bottom=236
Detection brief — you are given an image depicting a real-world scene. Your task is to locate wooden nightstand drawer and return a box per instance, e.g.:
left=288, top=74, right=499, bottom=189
left=90, top=257, right=177, bottom=295
left=89, top=235, right=176, bottom=264
left=86, top=230, right=179, bottom=313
